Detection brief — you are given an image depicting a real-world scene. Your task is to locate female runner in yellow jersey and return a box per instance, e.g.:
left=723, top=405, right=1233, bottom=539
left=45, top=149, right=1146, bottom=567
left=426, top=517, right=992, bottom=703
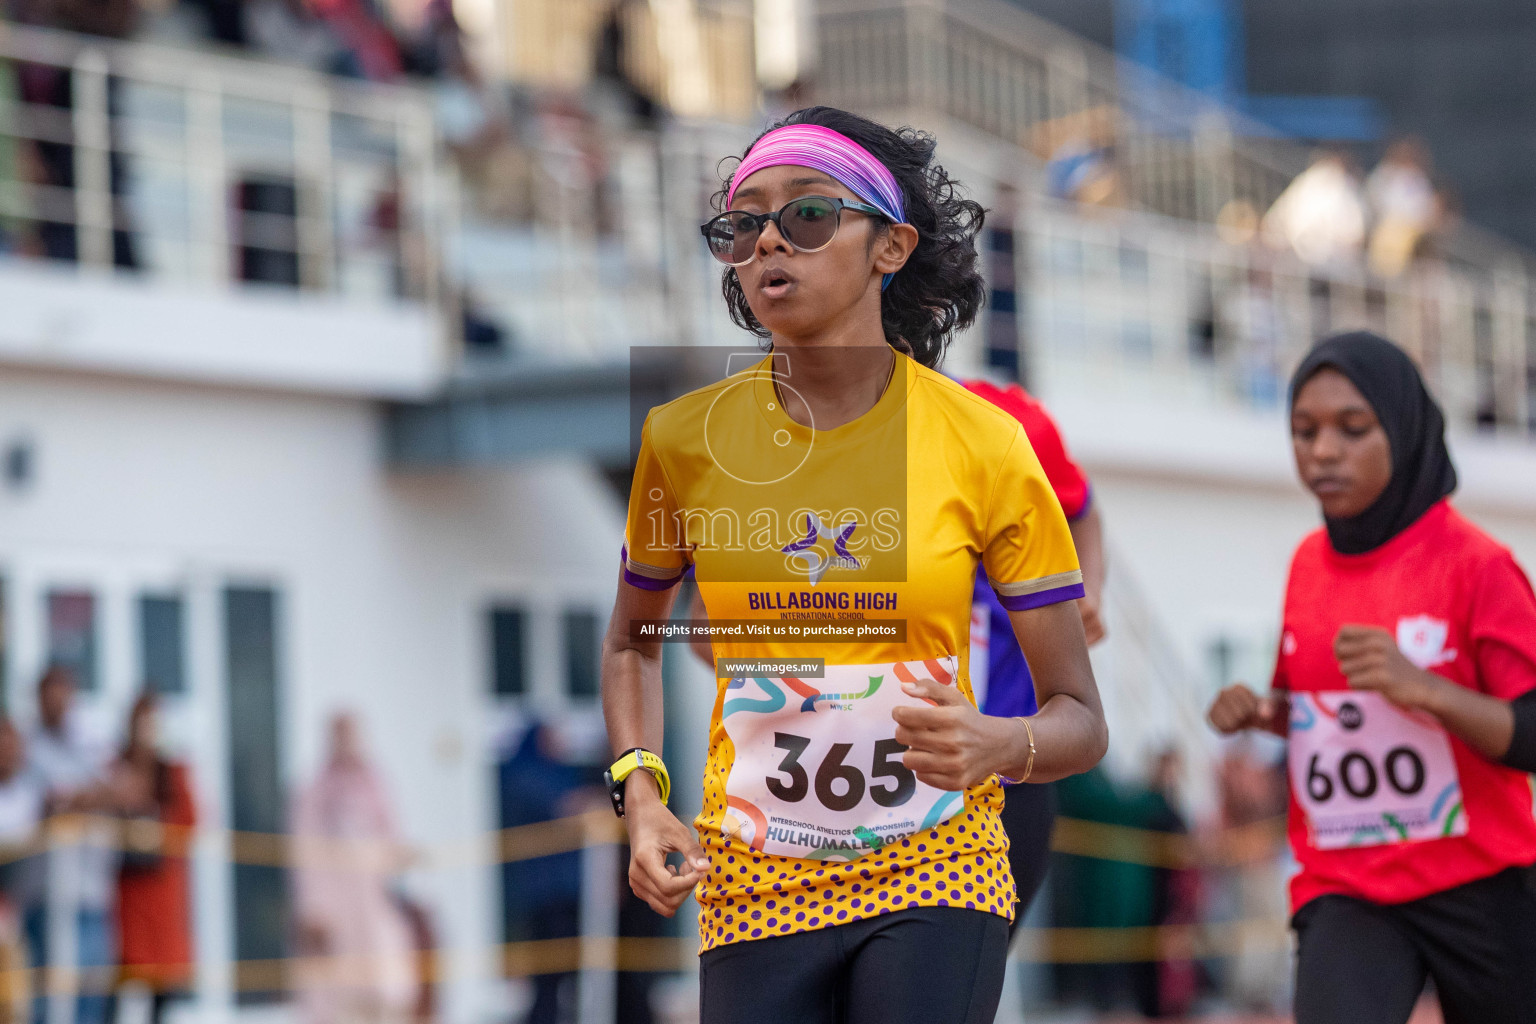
left=600, top=106, right=1108, bottom=1024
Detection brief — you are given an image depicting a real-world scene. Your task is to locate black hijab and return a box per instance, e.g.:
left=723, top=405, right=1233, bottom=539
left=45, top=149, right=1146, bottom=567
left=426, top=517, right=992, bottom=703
left=1288, top=331, right=1457, bottom=555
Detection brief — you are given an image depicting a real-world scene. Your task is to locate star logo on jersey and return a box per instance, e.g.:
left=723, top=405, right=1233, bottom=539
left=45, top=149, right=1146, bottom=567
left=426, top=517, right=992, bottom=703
left=1396, top=615, right=1457, bottom=670
left=781, top=513, right=861, bottom=584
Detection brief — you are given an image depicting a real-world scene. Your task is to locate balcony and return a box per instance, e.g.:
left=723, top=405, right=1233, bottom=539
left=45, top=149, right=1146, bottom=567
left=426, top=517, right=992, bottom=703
left=0, top=24, right=448, bottom=397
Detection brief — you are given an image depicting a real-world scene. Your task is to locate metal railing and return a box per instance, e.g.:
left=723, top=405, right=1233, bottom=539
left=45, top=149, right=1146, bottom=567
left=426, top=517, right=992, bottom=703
left=0, top=23, right=443, bottom=303
left=451, top=119, right=754, bottom=366
left=453, top=115, right=1536, bottom=437
left=814, top=0, right=1303, bottom=222
left=1021, top=198, right=1536, bottom=435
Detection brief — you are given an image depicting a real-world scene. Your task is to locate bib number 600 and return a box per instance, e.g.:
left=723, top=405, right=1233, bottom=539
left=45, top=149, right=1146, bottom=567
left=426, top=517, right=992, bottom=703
left=766, top=733, right=916, bottom=811
left=1307, top=746, right=1426, bottom=803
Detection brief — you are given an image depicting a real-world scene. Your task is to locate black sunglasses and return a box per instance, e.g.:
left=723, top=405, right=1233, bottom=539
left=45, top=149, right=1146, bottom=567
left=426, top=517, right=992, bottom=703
left=700, top=196, right=891, bottom=267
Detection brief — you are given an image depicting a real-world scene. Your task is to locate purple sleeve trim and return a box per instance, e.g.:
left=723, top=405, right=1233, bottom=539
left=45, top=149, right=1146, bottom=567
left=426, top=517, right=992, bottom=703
left=996, top=582, right=1086, bottom=612
left=618, top=544, right=686, bottom=591
left=622, top=567, right=684, bottom=591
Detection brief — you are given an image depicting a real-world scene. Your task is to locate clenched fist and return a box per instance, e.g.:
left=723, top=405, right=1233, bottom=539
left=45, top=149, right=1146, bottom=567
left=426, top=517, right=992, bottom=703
left=1334, top=624, right=1443, bottom=711
left=1207, top=683, right=1288, bottom=737
left=893, top=677, right=1012, bottom=791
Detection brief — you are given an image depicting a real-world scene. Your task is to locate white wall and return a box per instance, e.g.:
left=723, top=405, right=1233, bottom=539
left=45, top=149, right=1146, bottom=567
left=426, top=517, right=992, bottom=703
left=0, top=260, right=446, bottom=400
left=0, top=365, right=626, bottom=1024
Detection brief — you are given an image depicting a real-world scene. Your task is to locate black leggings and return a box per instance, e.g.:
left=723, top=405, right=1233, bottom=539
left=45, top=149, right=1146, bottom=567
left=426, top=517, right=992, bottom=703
left=1000, top=781, right=1056, bottom=937
left=1293, top=866, right=1536, bottom=1024
left=698, top=906, right=1008, bottom=1024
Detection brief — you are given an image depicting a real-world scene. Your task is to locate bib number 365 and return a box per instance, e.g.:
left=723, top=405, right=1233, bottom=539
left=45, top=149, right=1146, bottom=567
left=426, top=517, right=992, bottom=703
left=767, top=734, right=916, bottom=810
left=720, top=658, right=967, bottom=862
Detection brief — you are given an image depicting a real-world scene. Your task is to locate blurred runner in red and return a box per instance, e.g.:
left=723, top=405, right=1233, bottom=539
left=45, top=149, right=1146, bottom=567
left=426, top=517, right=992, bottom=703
left=959, top=377, right=1107, bottom=930
left=1209, top=331, right=1536, bottom=1024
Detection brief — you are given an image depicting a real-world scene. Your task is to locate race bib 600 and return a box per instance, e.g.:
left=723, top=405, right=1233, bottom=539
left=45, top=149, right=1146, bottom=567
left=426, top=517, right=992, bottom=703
left=1289, top=691, right=1467, bottom=851
left=720, top=657, right=965, bottom=862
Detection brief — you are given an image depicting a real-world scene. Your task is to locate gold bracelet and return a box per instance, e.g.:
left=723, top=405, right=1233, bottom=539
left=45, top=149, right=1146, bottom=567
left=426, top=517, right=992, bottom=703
left=998, top=716, right=1037, bottom=785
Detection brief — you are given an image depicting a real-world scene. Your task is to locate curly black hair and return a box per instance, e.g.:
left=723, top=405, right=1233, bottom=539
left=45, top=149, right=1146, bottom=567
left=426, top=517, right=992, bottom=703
left=714, top=106, right=986, bottom=369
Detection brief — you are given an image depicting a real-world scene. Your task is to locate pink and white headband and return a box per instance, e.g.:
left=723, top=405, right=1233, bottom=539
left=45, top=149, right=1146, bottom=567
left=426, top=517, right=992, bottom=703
left=728, top=124, right=906, bottom=226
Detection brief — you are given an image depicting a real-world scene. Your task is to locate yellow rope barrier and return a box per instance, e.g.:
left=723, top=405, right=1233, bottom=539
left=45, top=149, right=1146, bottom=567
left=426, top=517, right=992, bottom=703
left=0, top=915, right=1295, bottom=1000
left=0, top=808, right=1290, bottom=993
left=3, top=810, right=1283, bottom=870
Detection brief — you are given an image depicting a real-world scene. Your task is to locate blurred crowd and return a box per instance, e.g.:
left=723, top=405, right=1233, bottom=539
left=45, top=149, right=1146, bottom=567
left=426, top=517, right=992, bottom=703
left=0, top=666, right=198, bottom=1024
left=0, top=661, right=673, bottom=1024
left=1258, top=141, right=1453, bottom=279
left=3, top=0, right=480, bottom=88
left=0, top=667, right=446, bottom=1024
left=0, top=0, right=501, bottom=272
left=0, top=0, right=657, bottom=197
left=1038, top=109, right=1456, bottom=282
left=1044, top=742, right=1291, bottom=1019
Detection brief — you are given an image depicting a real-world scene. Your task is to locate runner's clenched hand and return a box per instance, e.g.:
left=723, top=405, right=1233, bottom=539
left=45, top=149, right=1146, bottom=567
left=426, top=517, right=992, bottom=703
left=621, top=771, right=708, bottom=917
left=1334, top=624, right=1443, bottom=711
left=893, top=677, right=1012, bottom=791
left=1208, top=683, right=1289, bottom=737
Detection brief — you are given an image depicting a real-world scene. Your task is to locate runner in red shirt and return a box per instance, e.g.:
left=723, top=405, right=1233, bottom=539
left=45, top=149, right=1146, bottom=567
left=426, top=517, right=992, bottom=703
left=1208, top=331, right=1536, bottom=1024
left=959, top=378, right=1106, bottom=930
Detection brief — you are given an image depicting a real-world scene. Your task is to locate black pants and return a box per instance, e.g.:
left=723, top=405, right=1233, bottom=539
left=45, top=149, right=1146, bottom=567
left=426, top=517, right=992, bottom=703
left=699, top=906, right=1008, bottom=1024
left=1000, top=781, right=1056, bottom=937
left=1293, top=865, right=1536, bottom=1024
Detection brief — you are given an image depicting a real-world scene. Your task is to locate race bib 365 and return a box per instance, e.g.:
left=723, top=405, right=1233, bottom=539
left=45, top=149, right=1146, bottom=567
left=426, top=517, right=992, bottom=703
left=720, top=657, right=966, bottom=862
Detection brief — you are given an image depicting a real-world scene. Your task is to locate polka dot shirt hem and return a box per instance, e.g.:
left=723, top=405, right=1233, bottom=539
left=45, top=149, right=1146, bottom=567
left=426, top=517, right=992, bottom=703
left=693, top=780, right=1016, bottom=952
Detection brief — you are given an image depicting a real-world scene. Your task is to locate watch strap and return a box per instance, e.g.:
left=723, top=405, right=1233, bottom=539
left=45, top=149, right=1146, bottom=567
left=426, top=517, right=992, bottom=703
left=605, top=748, right=671, bottom=816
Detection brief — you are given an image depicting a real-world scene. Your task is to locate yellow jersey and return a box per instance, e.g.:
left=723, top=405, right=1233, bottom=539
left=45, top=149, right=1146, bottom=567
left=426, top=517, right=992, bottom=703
left=622, top=351, right=1083, bottom=950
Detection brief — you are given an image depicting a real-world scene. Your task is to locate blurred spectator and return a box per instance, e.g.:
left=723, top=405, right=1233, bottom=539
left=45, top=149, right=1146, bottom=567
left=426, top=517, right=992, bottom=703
left=9, top=0, right=141, bottom=270
left=0, top=62, right=23, bottom=256
left=1033, top=106, right=1122, bottom=207
left=497, top=723, right=593, bottom=1024
left=1212, top=737, right=1289, bottom=1013
left=307, top=0, right=402, bottom=80
left=590, top=0, right=660, bottom=125
left=414, top=0, right=508, bottom=164
left=0, top=721, right=41, bottom=1024
left=1051, top=757, right=1204, bottom=1018
left=1051, top=766, right=1155, bottom=1014
left=393, top=894, right=437, bottom=1024
left=106, top=694, right=196, bottom=1024
left=1129, top=748, right=1200, bottom=1019
left=54, top=0, right=139, bottom=38
left=292, top=713, right=417, bottom=1024
left=1365, top=138, right=1441, bottom=278
left=460, top=289, right=508, bottom=357
left=1262, top=150, right=1367, bottom=268
left=1212, top=258, right=1285, bottom=405
left=245, top=0, right=346, bottom=72
left=172, top=0, right=246, bottom=44
left=22, top=666, right=118, bottom=1024
left=0, top=719, right=41, bottom=861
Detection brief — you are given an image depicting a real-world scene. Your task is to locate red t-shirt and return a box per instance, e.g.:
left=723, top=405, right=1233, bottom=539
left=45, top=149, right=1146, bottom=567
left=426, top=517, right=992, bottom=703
left=1275, top=500, right=1536, bottom=910
left=961, top=380, right=1091, bottom=519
